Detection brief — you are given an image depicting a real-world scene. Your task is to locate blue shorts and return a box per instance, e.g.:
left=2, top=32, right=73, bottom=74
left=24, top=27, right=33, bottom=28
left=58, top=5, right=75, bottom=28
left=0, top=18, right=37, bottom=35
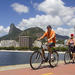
left=48, top=43, right=55, bottom=48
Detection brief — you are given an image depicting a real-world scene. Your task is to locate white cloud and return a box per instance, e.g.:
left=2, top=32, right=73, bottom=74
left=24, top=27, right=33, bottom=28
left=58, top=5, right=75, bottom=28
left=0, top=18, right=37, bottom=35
left=17, top=15, right=63, bottom=30
left=37, top=0, right=75, bottom=26
left=11, top=3, right=29, bottom=14
left=17, top=0, right=75, bottom=36
left=0, top=26, right=10, bottom=37
left=55, top=27, right=74, bottom=36
left=67, top=18, right=75, bottom=26
left=38, top=0, right=64, bottom=15
left=37, top=0, right=75, bottom=16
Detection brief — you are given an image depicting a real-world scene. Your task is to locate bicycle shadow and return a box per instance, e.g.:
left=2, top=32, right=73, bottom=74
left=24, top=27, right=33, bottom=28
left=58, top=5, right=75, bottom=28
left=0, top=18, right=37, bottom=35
left=64, top=61, right=75, bottom=65
left=40, top=64, right=57, bottom=70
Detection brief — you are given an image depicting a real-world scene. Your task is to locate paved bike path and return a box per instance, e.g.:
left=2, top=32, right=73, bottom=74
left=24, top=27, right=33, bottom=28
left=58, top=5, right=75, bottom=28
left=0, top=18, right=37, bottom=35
left=0, top=63, right=75, bottom=75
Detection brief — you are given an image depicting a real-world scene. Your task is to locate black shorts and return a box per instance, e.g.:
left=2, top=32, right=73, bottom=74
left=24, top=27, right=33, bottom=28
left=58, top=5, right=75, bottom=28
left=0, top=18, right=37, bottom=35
left=72, top=46, right=75, bottom=53
left=48, top=43, right=55, bottom=48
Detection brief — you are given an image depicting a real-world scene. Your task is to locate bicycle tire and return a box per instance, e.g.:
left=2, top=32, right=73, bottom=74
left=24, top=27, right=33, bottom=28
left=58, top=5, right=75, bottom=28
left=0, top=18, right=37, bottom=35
left=30, top=51, right=43, bottom=70
left=49, top=51, right=59, bottom=67
left=64, top=51, right=71, bottom=64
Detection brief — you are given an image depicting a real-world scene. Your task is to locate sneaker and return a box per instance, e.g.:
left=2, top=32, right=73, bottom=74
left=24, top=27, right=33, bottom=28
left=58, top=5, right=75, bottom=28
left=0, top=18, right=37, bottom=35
left=51, top=54, right=54, bottom=59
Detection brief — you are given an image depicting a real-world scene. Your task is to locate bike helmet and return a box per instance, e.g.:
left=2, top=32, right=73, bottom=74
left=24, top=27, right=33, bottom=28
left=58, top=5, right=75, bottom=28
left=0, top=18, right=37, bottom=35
left=71, top=34, right=74, bottom=36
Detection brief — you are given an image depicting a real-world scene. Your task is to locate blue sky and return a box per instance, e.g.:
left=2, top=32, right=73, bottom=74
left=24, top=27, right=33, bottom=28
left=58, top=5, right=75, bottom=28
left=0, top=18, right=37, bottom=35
left=0, top=0, right=44, bottom=27
left=63, top=0, right=75, bottom=7
left=0, top=0, right=75, bottom=36
left=0, top=0, right=75, bottom=27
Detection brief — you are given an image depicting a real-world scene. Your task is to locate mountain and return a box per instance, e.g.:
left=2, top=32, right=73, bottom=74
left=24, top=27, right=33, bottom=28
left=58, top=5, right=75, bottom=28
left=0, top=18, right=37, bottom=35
left=0, top=24, right=69, bottom=41
left=20, top=27, right=44, bottom=40
left=20, top=27, right=69, bottom=40
left=56, top=34, right=69, bottom=40
left=0, top=24, right=22, bottom=41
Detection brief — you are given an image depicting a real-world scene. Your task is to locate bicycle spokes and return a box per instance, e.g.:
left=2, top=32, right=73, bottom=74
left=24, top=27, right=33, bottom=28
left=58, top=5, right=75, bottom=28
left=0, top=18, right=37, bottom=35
left=30, top=51, right=42, bottom=70
left=49, top=51, right=59, bottom=67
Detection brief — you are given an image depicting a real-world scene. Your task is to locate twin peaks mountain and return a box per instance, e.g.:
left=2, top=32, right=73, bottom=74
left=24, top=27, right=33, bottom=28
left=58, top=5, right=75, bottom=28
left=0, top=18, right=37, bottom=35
left=0, top=24, right=69, bottom=41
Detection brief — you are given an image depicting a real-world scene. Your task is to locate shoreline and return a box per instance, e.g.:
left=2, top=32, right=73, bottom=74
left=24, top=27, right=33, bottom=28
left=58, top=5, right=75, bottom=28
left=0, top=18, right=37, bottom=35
left=0, top=50, right=65, bottom=53
left=0, top=50, right=33, bottom=53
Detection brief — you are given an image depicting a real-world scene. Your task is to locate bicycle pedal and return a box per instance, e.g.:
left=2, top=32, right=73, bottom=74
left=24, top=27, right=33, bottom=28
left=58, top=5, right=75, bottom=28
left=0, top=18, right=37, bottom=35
left=42, top=58, right=48, bottom=63
left=45, top=57, right=48, bottom=62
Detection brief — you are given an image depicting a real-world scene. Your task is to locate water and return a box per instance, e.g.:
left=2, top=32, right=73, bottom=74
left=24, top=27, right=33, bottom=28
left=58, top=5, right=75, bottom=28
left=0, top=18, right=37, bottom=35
left=0, top=51, right=64, bottom=66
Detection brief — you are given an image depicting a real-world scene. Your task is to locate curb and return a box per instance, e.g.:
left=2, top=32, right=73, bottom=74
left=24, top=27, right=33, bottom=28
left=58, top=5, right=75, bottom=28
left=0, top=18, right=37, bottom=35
left=0, top=61, right=64, bottom=71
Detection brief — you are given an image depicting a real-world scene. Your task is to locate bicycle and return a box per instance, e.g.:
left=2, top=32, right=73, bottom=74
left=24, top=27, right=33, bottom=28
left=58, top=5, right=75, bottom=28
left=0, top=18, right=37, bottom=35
left=64, top=45, right=75, bottom=64
left=30, top=41, right=59, bottom=70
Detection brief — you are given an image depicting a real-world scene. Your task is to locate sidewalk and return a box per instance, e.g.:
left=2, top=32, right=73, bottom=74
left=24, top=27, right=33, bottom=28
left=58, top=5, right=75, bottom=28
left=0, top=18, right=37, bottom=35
left=0, top=61, right=64, bottom=71
left=0, top=63, right=75, bottom=75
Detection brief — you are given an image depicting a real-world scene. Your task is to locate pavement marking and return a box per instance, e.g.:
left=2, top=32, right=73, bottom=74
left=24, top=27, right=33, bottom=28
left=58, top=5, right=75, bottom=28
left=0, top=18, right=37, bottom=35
left=42, top=73, right=53, bottom=75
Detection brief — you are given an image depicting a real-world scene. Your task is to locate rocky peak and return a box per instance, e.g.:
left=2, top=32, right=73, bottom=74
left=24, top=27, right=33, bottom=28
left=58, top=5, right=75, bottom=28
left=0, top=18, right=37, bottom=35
left=10, top=23, right=16, bottom=29
left=9, top=23, right=22, bottom=34
left=9, top=24, right=16, bottom=34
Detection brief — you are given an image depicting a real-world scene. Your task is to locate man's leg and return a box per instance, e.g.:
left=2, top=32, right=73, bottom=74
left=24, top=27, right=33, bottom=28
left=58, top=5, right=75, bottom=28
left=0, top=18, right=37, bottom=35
left=74, top=53, right=75, bottom=60
left=48, top=46, right=52, bottom=54
left=48, top=46, right=54, bottom=60
left=48, top=43, right=55, bottom=58
left=72, top=47, right=75, bottom=62
left=42, top=48, right=45, bottom=59
left=72, top=53, right=75, bottom=62
left=48, top=43, right=55, bottom=54
left=72, top=53, right=74, bottom=62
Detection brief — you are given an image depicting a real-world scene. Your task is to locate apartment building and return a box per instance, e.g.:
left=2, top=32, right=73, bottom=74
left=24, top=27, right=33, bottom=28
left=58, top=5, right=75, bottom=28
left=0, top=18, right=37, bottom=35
left=19, top=36, right=33, bottom=48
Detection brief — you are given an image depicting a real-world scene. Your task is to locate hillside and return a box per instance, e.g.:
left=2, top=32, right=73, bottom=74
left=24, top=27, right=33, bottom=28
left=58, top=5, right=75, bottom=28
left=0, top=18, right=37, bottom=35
left=0, top=24, right=22, bottom=41
left=0, top=24, right=69, bottom=41
left=20, top=27, right=44, bottom=39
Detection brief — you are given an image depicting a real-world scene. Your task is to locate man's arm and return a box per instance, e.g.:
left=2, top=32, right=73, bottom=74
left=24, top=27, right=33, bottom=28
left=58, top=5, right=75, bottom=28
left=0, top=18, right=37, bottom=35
left=48, top=33, right=55, bottom=41
left=48, top=30, right=55, bottom=41
left=38, top=32, right=47, bottom=40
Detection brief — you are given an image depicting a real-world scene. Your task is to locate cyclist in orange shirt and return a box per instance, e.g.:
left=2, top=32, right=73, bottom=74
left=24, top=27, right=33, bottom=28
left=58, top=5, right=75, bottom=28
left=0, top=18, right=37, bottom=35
left=37, top=25, right=56, bottom=60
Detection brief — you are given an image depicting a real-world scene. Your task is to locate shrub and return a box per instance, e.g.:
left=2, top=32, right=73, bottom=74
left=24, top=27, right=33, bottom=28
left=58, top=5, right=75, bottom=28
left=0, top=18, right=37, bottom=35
left=0, top=46, right=15, bottom=50
left=6, top=46, right=15, bottom=50
left=0, top=47, right=29, bottom=50
left=0, top=46, right=68, bottom=51
left=32, top=47, right=40, bottom=51
left=52, top=46, right=68, bottom=51
left=16, top=47, right=29, bottom=50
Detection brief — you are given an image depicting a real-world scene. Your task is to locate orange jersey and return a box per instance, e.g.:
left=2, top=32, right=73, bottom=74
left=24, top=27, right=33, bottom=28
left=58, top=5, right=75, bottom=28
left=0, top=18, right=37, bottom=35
left=41, top=30, right=56, bottom=43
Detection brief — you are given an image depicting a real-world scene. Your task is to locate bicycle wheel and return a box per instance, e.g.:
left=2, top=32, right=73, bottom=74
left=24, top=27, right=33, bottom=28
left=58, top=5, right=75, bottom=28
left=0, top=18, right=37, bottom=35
left=30, top=51, right=43, bottom=70
left=64, top=51, right=71, bottom=64
left=49, top=51, right=59, bottom=67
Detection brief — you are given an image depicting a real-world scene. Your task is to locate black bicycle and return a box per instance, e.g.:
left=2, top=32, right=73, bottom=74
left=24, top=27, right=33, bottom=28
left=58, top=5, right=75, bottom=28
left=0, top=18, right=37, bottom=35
left=30, top=42, right=59, bottom=70
left=64, top=45, right=75, bottom=64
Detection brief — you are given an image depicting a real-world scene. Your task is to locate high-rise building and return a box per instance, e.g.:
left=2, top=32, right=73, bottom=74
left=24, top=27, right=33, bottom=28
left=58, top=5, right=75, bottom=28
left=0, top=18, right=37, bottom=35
left=0, top=40, right=19, bottom=47
left=19, top=36, right=33, bottom=48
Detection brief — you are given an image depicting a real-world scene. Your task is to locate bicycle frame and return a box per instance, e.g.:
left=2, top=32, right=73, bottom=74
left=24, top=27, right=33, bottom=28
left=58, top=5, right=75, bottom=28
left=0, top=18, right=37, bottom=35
left=68, top=46, right=73, bottom=59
